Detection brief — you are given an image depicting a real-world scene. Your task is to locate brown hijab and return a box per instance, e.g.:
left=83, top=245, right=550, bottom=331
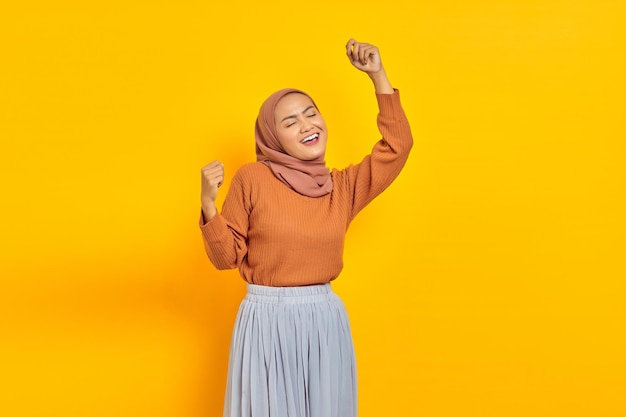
left=255, top=88, right=333, bottom=197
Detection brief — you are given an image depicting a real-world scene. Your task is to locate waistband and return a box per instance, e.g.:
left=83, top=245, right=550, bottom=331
left=245, top=283, right=334, bottom=304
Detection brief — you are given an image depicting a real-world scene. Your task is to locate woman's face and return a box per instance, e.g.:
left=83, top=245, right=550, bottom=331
left=274, top=93, right=328, bottom=161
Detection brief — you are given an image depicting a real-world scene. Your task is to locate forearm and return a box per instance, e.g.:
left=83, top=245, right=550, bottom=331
left=199, top=212, right=242, bottom=270
left=368, top=68, right=394, bottom=94
left=346, top=89, right=413, bottom=218
left=199, top=169, right=251, bottom=270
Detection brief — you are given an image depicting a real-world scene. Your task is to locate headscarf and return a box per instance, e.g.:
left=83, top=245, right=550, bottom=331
left=255, top=88, right=333, bottom=197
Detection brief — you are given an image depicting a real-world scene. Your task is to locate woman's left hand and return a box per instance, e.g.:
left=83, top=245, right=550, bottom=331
left=346, top=39, right=383, bottom=73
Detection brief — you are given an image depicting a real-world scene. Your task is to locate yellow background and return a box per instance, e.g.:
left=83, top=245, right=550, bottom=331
left=1, top=1, right=625, bottom=416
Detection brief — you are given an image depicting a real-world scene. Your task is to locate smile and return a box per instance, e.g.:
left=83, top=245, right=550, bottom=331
left=301, top=133, right=319, bottom=144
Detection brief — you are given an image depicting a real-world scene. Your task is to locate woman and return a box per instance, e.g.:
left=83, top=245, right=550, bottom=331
left=199, top=39, right=413, bottom=417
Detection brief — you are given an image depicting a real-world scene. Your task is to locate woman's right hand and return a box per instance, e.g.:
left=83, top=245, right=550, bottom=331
left=201, top=161, right=224, bottom=220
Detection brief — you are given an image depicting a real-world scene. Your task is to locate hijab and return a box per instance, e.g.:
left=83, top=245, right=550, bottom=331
left=255, top=88, right=333, bottom=198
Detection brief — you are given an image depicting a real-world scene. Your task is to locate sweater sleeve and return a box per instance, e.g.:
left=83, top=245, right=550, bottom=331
left=344, top=89, right=413, bottom=219
left=199, top=168, right=250, bottom=270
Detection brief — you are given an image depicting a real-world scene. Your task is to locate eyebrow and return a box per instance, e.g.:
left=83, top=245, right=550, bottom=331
left=280, top=106, right=316, bottom=123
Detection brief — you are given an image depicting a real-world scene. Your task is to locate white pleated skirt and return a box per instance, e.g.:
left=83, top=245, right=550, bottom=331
left=223, top=283, right=357, bottom=417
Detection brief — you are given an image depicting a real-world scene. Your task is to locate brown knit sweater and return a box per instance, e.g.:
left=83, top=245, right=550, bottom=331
left=200, top=90, right=413, bottom=287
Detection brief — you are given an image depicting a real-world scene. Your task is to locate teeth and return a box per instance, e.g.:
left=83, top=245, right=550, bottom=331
left=302, top=133, right=318, bottom=143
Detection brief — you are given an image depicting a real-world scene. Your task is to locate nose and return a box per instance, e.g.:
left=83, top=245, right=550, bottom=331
left=300, top=118, right=314, bottom=132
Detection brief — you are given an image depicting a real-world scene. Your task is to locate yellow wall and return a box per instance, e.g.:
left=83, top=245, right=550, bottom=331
left=1, top=1, right=624, bottom=416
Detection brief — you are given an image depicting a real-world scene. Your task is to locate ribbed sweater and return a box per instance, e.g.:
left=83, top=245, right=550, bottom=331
left=200, top=90, right=413, bottom=287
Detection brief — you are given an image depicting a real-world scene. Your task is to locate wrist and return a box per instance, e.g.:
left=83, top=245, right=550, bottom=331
left=367, top=68, right=393, bottom=94
left=201, top=202, right=217, bottom=222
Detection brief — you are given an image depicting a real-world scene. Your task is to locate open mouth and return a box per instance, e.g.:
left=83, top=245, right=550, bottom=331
left=301, top=133, right=319, bottom=144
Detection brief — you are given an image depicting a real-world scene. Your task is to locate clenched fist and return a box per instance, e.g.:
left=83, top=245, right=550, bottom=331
left=346, top=39, right=383, bottom=74
left=345, top=39, right=394, bottom=94
left=201, top=161, right=224, bottom=220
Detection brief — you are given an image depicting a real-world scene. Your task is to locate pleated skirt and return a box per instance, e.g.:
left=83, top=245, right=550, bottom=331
left=223, top=283, right=357, bottom=417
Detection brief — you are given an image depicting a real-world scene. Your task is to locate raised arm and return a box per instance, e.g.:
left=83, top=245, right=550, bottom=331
left=199, top=162, right=249, bottom=270
left=342, top=39, right=414, bottom=219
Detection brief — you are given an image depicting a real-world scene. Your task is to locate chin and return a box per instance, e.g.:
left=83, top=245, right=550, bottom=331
left=307, top=150, right=326, bottom=161
left=299, top=155, right=322, bottom=162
